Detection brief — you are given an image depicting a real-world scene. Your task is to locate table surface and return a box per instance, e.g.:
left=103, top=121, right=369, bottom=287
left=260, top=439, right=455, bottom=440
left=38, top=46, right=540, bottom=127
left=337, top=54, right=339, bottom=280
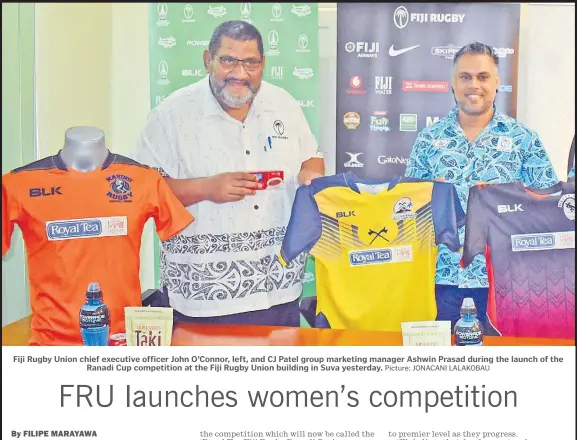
left=2, top=315, right=575, bottom=346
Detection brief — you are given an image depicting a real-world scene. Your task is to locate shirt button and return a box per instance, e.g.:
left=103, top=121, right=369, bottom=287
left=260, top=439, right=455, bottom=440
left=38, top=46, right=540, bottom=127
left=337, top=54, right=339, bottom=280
left=254, top=205, right=259, bottom=210
left=245, top=150, right=250, bottom=155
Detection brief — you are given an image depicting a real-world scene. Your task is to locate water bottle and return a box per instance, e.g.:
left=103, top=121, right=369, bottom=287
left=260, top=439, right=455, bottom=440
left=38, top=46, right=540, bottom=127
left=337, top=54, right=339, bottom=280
left=79, top=282, right=110, bottom=346
left=454, top=297, right=483, bottom=346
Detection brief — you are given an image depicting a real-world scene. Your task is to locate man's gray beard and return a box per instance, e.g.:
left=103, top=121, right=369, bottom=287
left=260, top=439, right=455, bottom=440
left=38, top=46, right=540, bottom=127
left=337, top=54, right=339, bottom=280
left=209, top=74, right=259, bottom=109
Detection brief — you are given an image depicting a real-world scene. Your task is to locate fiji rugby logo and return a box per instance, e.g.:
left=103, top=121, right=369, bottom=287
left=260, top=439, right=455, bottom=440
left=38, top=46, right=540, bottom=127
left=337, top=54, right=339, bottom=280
left=393, top=197, right=416, bottom=220
left=106, top=174, right=133, bottom=202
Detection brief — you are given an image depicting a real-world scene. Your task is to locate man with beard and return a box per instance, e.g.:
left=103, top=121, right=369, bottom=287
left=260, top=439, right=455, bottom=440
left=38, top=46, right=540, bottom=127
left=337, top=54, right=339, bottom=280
left=405, top=42, right=558, bottom=332
left=132, top=21, right=324, bottom=325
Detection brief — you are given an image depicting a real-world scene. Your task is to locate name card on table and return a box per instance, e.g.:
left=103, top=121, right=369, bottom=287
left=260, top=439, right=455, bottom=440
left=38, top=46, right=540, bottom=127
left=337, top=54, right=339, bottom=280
left=401, top=321, right=452, bottom=346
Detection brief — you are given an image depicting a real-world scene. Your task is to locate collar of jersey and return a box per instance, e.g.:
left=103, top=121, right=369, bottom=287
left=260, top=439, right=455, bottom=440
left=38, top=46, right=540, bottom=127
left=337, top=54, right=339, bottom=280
left=520, top=181, right=574, bottom=200
left=344, top=172, right=403, bottom=195
left=54, top=150, right=115, bottom=173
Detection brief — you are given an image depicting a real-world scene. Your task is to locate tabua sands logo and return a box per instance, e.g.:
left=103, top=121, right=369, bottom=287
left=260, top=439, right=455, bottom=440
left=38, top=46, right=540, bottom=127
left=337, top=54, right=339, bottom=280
left=156, top=3, right=169, bottom=26
left=559, top=194, right=575, bottom=221
left=157, top=61, right=169, bottom=85
left=106, top=174, right=133, bottom=202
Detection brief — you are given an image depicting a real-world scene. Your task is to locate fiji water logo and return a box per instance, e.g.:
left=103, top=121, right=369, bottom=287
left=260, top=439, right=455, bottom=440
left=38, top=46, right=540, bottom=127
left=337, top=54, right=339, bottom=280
left=349, top=249, right=392, bottom=266
left=47, top=219, right=102, bottom=241
left=106, top=174, right=133, bottom=202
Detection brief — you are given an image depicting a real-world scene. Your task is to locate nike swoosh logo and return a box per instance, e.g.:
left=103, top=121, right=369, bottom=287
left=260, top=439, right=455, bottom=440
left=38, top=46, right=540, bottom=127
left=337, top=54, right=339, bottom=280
left=388, top=44, right=420, bottom=56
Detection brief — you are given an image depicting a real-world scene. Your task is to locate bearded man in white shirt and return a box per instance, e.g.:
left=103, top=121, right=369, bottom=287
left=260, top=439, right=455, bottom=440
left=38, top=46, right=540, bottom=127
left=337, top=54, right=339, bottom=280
left=132, top=20, right=324, bottom=326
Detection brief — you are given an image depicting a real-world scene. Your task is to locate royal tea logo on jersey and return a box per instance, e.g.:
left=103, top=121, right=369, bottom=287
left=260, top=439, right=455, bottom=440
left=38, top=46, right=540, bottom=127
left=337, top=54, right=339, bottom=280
left=106, top=175, right=133, bottom=202
left=558, top=194, right=575, bottom=221
left=393, top=197, right=416, bottom=220
left=349, top=245, right=413, bottom=267
left=46, top=217, right=128, bottom=241
left=369, top=111, right=391, bottom=132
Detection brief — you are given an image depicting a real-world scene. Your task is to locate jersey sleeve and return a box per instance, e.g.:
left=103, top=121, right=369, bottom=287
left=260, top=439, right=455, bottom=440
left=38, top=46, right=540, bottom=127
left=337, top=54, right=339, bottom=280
left=279, top=185, right=322, bottom=266
left=150, top=172, right=195, bottom=241
left=2, top=175, right=21, bottom=256
left=461, top=185, right=488, bottom=268
left=520, top=132, right=559, bottom=188
left=431, top=182, right=465, bottom=252
left=405, top=130, right=433, bottom=179
left=131, top=107, right=180, bottom=179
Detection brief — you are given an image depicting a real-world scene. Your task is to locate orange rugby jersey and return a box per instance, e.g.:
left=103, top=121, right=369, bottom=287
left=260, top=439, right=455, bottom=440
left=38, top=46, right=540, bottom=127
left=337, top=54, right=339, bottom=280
left=2, top=151, right=194, bottom=346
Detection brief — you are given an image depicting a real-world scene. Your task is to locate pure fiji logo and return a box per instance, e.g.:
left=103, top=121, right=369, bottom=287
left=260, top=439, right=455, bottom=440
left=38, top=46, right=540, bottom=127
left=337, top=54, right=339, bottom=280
left=512, top=233, right=556, bottom=252
left=47, top=220, right=102, bottom=241
left=349, top=249, right=392, bottom=266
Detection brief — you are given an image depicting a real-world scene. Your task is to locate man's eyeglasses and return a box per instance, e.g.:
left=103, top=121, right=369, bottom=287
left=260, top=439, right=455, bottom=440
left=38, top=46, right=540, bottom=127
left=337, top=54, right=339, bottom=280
left=218, top=55, right=262, bottom=71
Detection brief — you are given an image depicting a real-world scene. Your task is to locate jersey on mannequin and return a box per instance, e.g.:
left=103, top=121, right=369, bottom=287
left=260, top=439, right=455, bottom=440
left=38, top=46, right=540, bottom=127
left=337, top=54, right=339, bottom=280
left=2, top=126, right=194, bottom=346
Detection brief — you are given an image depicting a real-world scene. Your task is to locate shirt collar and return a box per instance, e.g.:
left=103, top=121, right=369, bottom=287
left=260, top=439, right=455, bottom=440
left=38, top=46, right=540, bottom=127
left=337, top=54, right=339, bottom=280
left=448, top=104, right=507, bottom=129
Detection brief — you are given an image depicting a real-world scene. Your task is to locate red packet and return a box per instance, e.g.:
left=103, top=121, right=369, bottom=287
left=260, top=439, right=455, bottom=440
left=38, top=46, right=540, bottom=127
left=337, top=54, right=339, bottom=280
left=250, top=170, right=284, bottom=189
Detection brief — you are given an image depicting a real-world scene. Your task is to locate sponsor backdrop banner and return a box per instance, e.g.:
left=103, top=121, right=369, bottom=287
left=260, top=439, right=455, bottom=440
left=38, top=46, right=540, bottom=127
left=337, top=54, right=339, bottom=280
left=336, top=3, right=521, bottom=179
left=148, top=3, right=320, bottom=325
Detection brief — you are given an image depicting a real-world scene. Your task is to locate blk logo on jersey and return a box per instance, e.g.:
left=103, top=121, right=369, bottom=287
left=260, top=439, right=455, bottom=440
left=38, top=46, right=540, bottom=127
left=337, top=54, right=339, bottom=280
left=106, top=174, right=133, bottom=202
left=29, top=187, right=63, bottom=198
left=498, top=204, right=523, bottom=214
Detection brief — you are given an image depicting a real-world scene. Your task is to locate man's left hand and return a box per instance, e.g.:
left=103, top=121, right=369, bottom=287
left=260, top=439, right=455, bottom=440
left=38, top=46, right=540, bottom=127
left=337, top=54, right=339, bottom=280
left=297, top=170, right=323, bottom=186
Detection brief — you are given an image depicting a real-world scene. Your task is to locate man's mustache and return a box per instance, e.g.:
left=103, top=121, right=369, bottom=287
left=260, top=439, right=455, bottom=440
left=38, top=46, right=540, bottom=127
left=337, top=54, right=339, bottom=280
left=225, top=78, right=251, bottom=87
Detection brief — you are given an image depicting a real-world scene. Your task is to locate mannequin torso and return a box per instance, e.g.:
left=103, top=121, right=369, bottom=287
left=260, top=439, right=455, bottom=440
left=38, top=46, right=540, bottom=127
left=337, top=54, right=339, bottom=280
left=60, top=126, right=109, bottom=172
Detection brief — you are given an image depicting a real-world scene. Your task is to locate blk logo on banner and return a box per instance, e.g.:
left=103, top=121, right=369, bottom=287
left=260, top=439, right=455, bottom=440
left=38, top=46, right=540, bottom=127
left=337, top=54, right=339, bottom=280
left=336, top=3, right=520, bottom=179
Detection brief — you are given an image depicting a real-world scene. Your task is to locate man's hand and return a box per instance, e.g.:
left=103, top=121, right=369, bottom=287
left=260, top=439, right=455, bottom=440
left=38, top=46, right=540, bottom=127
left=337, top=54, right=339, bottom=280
left=297, top=169, right=323, bottom=186
left=204, top=172, right=262, bottom=203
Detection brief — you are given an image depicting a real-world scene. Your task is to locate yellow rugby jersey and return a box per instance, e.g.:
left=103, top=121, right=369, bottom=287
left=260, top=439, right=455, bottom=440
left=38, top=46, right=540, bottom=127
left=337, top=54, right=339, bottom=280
left=280, top=173, right=465, bottom=331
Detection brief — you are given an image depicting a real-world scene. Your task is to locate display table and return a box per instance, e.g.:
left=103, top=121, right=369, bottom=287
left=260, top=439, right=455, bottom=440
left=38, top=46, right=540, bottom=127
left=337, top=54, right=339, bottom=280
left=2, top=315, right=575, bottom=346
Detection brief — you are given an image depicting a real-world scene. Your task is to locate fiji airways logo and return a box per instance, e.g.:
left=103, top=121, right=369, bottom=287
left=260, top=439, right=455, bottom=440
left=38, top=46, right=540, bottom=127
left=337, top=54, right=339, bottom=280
left=345, top=42, right=380, bottom=58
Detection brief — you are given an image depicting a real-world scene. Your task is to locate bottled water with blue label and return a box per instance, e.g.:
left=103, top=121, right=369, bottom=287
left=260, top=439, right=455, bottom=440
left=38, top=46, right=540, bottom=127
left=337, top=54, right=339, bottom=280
left=454, top=297, right=483, bottom=346
left=79, top=282, right=110, bottom=346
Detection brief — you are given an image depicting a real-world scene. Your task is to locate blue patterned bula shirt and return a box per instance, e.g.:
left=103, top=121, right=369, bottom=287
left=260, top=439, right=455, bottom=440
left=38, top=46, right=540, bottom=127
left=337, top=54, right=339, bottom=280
left=405, top=106, right=559, bottom=288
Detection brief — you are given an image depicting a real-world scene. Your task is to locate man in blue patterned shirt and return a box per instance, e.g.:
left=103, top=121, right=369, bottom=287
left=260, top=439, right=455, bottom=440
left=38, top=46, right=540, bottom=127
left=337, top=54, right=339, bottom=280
left=405, top=42, right=559, bottom=331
